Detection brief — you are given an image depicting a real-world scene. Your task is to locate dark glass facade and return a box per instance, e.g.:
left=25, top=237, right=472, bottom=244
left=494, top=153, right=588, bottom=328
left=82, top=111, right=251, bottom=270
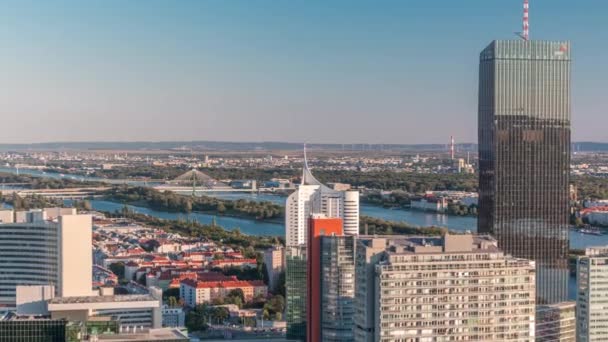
left=478, top=40, right=571, bottom=304
left=320, top=236, right=356, bottom=342
left=286, top=246, right=307, bottom=341
left=0, top=319, right=66, bottom=342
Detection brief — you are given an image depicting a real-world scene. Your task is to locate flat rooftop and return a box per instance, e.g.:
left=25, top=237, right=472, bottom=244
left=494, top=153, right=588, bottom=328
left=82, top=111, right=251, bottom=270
left=48, top=294, right=156, bottom=305
left=95, top=328, right=188, bottom=341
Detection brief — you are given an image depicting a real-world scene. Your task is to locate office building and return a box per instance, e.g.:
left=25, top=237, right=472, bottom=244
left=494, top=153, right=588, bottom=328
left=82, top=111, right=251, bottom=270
left=15, top=285, right=163, bottom=331
left=0, top=314, right=67, bottom=342
left=285, top=151, right=359, bottom=247
left=286, top=150, right=359, bottom=341
left=0, top=315, right=188, bottom=342
left=0, top=211, right=93, bottom=306
left=577, top=246, right=608, bottom=341
left=161, top=305, right=185, bottom=328
left=355, top=234, right=536, bottom=341
left=285, top=246, right=307, bottom=340
left=536, top=301, right=576, bottom=342
left=264, top=245, right=285, bottom=292
left=320, top=235, right=356, bottom=342
left=306, top=215, right=343, bottom=342
left=478, top=40, right=571, bottom=304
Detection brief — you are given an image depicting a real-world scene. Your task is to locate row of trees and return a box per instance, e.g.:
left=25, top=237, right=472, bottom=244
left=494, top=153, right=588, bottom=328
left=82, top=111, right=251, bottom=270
left=103, top=186, right=284, bottom=220
left=2, top=193, right=63, bottom=210
left=0, top=172, right=103, bottom=189
left=360, top=216, right=448, bottom=236
left=106, top=209, right=282, bottom=250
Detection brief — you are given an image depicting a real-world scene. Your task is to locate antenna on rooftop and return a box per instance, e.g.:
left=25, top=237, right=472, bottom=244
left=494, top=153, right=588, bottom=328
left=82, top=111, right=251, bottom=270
left=517, top=0, right=530, bottom=40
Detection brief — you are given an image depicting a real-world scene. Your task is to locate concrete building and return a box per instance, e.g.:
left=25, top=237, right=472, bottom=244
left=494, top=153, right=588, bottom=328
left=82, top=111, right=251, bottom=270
left=263, top=245, right=285, bottom=292
left=478, top=40, right=571, bottom=304
left=285, top=150, right=359, bottom=340
left=536, top=301, right=576, bottom=342
left=577, top=246, right=608, bottom=341
left=320, top=235, right=356, bottom=342
left=307, top=215, right=343, bottom=342
left=0, top=209, right=13, bottom=223
left=0, top=212, right=93, bottom=305
left=162, top=305, right=185, bottom=328
left=14, top=285, right=163, bottom=331
left=285, top=151, right=359, bottom=247
left=410, top=196, right=448, bottom=213
left=285, top=245, right=307, bottom=340
left=355, top=234, right=536, bottom=341
left=179, top=279, right=267, bottom=307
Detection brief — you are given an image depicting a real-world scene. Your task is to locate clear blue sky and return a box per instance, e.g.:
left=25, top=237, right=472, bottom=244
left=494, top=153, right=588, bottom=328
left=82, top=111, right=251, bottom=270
left=1, top=0, right=606, bottom=144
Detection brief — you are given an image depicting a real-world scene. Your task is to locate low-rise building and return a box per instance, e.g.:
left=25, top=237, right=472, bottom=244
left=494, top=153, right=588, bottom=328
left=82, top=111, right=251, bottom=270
left=162, top=305, right=185, bottom=328
left=180, top=279, right=267, bottom=307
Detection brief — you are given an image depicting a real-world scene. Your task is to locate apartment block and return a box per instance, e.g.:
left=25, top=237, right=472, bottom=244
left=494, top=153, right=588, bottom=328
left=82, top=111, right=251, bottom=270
left=536, top=301, right=576, bottom=342
left=355, top=234, right=536, bottom=341
left=577, top=246, right=608, bottom=341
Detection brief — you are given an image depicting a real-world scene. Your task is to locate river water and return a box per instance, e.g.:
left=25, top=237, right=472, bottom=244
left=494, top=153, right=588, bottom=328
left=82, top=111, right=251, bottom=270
left=2, top=166, right=605, bottom=249
left=1, top=167, right=583, bottom=299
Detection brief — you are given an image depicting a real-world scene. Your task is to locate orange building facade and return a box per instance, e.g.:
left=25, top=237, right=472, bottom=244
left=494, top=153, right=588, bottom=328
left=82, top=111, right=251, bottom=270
left=307, top=214, right=343, bottom=342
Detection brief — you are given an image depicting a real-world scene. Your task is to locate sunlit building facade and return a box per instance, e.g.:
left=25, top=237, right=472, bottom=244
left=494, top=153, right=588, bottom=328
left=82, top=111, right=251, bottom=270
left=478, top=40, right=571, bottom=304
left=355, top=234, right=536, bottom=341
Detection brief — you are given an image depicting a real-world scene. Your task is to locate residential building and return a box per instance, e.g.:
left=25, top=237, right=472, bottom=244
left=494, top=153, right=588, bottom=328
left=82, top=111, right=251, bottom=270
left=0, top=212, right=93, bottom=306
left=354, top=238, right=386, bottom=342
left=478, top=40, right=571, bottom=304
left=355, top=234, right=536, bottom=341
left=320, top=235, right=356, bottom=342
left=264, top=246, right=285, bottom=292
left=577, top=246, right=608, bottom=341
left=535, top=301, right=576, bottom=342
left=179, top=279, right=267, bottom=307
left=307, top=215, right=343, bottom=342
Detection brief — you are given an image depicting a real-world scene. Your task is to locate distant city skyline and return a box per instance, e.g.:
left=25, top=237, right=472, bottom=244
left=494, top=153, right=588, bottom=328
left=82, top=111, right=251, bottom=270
left=2, top=0, right=607, bottom=143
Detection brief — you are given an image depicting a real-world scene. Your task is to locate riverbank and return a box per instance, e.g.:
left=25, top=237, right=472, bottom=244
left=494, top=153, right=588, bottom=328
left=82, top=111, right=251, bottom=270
left=102, top=197, right=284, bottom=225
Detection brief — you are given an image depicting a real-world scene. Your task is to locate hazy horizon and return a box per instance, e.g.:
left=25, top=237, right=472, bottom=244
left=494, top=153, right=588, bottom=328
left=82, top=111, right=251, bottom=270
left=3, top=0, right=607, bottom=144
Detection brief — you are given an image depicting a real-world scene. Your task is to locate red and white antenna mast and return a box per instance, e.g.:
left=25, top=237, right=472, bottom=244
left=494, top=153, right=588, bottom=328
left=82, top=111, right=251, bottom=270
left=522, top=0, right=530, bottom=41
left=450, top=136, right=455, bottom=160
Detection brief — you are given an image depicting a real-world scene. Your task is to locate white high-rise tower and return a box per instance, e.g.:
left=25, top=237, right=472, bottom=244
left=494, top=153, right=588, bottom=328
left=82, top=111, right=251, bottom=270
left=285, top=147, right=359, bottom=247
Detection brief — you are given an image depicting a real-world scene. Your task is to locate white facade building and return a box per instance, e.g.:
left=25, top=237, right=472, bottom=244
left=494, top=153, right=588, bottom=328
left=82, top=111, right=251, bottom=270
left=285, top=151, right=359, bottom=247
left=0, top=210, right=93, bottom=305
left=577, top=246, right=608, bottom=341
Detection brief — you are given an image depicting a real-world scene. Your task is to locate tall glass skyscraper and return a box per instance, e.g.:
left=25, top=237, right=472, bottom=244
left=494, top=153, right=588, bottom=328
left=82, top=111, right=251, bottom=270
left=478, top=40, right=571, bottom=304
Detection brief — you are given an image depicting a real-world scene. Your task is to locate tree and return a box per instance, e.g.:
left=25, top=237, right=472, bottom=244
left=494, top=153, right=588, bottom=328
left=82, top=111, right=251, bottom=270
left=217, top=202, right=226, bottom=214
left=108, top=262, right=125, bottom=280
left=275, top=312, right=282, bottom=321
left=227, top=288, right=245, bottom=303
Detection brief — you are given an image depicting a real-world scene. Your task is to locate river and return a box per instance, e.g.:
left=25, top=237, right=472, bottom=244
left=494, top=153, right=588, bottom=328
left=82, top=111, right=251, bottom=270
left=2, top=166, right=606, bottom=249
left=0, top=167, right=584, bottom=300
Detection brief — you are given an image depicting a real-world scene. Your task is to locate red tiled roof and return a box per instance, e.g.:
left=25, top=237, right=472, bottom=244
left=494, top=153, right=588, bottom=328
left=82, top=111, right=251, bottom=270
left=180, top=279, right=265, bottom=289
